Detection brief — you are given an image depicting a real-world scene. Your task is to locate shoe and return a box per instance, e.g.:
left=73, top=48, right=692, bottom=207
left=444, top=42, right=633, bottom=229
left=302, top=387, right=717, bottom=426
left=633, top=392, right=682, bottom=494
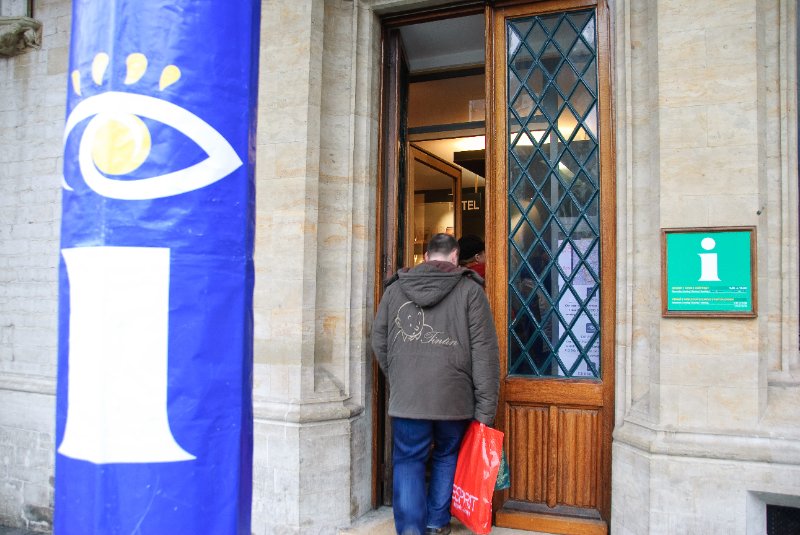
left=425, top=526, right=451, bottom=535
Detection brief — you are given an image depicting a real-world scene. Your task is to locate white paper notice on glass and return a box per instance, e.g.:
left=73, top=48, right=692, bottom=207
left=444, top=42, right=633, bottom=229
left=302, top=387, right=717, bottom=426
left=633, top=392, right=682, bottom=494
left=556, top=239, right=600, bottom=377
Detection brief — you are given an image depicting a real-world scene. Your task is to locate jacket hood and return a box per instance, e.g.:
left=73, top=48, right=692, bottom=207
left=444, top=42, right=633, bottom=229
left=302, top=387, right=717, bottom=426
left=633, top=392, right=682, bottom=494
left=395, top=261, right=481, bottom=308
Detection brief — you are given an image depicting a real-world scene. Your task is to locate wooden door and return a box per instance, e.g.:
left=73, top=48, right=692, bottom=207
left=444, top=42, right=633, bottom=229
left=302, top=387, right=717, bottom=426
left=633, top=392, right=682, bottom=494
left=405, top=144, right=463, bottom=265
left=486, top=1, right=615, bottom=533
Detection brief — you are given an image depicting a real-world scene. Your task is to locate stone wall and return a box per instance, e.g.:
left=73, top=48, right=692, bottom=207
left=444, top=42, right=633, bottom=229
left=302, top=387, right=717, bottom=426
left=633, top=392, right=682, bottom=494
left=611, top=0, right=800, bottom=533
left=0, top=0, right=70, bottom=530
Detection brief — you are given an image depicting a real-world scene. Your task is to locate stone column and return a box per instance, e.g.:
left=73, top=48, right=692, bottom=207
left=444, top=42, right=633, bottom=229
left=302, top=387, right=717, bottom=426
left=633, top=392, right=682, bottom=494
left=250, top=0, right=379, bottom=533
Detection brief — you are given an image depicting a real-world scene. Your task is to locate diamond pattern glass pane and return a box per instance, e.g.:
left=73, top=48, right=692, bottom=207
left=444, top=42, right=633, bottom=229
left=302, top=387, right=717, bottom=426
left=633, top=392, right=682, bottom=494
left=511, top=174, right=536, bottom=213
left=512, top=88, right=535, bottom=122
left=570, top=171, right=594, bottom=209
left=570, top=82, right=593, bottom=119
left=585, top=195, right=599, bottom=220
left=528, top=67, right=545, bottom=99
left=530, top=240, right=551, bottom=279
left=558, top=152, right=579, bottom=181
left=509, top=73, right=522, bottom=105
left=510, top=43, right=533, bottom=83
left=508, top=26, right=523, bottom=60
left=530, top=197, right=549, bottom=232
left=584, top=146, right=598, bottom=183
left=585, top=59, right=597, bottom=94
left=511, top=271, right=536, bottom=304
left=556, top=193, right=580, bottom=221
left=553, top=19, right=577, bottom=54
left=585, top=104, right=598, bottom=139
left=569, top=39, right=593, bottom=75
left=509, top=148, right=524, bottom=185
left=556, top=66, right=579, bottom=99
left=540, top=84, right=561, bottom=122
left=528, top=22, right=548, bottom=57
left=580, top=15, right=596, bottom=48
left=514, top=20, right=534, bottom=42
left=529, top=151, right=548, bottom=188
left=541, top=42, right=561, bottom=76
left=510, top=135, right=534, bottom=172
left=570, top=11, right=592, bottom=36
left=543, top=173, right=569, bottom=212
left=571, top=136, right=595, bottom=165
left=511, top=218, right=536, bottom=258
left=507, top=9, right=600, bottom=379
left=556, top=107, right=580, bottom=141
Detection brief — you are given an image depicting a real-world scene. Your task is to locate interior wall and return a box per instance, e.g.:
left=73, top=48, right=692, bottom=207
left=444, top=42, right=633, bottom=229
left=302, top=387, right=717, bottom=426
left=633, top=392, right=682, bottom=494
left=408, top=74, right=485, bottom=127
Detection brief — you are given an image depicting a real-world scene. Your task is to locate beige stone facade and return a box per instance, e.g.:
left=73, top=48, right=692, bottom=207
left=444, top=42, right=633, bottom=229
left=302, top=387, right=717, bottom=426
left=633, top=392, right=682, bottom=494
left=611, top=0, right=800, bottom=533
left=0, top=0, right=798, bottom=533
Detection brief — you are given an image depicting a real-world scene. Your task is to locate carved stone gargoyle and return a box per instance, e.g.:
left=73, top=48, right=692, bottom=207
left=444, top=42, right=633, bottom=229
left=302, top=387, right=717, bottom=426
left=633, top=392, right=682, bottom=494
left=0, top=16, right=42, bottom=58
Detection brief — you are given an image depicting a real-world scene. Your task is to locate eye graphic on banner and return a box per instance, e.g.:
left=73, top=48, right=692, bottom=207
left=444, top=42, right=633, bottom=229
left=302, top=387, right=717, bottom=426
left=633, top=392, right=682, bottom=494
left=58, top=52, right=235, bottom=464
left=62, top=52, right=242, bottom=200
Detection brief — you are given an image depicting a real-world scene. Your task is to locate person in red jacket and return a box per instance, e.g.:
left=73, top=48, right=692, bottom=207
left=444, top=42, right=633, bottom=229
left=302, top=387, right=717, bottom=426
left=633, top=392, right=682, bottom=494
left=458, top=234, right=486, bottom=280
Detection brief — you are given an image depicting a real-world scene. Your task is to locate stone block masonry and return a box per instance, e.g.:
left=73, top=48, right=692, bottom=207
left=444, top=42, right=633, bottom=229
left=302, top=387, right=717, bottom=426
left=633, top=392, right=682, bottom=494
left=0, top=0, right=70, bottom=531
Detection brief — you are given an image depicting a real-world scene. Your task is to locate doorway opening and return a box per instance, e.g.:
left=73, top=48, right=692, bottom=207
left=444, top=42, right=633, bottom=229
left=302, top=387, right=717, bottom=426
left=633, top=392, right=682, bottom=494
left=374, top=8, right=488, bottom=507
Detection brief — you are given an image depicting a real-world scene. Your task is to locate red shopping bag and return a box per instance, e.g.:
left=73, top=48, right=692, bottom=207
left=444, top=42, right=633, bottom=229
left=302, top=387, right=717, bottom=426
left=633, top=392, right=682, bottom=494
left=450, top=421, right=504, bottom=534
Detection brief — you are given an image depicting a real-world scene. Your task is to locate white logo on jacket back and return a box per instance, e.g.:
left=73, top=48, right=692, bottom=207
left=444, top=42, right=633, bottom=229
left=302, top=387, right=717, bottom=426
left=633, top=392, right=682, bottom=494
left=394, top=301, right=459, bottom=346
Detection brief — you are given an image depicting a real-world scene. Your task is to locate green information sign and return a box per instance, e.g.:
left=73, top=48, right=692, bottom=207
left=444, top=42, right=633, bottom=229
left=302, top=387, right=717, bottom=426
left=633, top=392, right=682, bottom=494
left=661, top=227, right=757, bottom=317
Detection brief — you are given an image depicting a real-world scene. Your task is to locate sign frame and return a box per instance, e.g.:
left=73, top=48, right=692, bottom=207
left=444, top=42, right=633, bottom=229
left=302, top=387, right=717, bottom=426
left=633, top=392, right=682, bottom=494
left=661, top=226, right=757, bottom=318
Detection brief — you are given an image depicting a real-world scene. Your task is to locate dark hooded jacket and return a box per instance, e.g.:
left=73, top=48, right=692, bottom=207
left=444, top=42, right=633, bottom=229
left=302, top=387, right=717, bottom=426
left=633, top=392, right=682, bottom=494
left=371, top=261, right=500, bottom=425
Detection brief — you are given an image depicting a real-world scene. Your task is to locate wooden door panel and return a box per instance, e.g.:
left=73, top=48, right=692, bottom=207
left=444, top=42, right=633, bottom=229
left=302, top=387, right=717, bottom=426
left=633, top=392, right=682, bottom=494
left=488, top=0, right=615, bottom=532
left=557, top=408, right=600, bottom=509
left=506, top=405, right=601, bottom=509
left=508, top=405, right=549, bottom=503
left=505, top=380, right=603, bottom=406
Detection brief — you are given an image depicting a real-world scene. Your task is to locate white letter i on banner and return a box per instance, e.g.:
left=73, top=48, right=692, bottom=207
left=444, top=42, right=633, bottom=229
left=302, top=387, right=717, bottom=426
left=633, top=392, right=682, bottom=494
left=58, top=246, right=194, bottom=464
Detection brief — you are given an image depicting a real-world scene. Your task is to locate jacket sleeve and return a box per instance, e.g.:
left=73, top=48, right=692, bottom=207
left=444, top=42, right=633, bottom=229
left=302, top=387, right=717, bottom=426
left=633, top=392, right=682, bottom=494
left=468, top=286, right=500, bottom=425
left=371, top=290, right=390, bottom=375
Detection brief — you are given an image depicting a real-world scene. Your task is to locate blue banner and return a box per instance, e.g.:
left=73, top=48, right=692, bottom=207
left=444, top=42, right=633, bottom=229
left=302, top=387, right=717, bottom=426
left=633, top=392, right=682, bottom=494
left=55, top=1, right=259, bottom=533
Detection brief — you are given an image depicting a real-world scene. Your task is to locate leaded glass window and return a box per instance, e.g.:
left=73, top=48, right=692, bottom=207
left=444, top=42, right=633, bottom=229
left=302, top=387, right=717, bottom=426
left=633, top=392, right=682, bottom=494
left=507, top=10, right=600, bottom=378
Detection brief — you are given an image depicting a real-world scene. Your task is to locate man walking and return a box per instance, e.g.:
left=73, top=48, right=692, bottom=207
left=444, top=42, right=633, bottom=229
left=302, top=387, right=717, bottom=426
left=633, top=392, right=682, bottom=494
left=371, top=233, right=499, bottom=535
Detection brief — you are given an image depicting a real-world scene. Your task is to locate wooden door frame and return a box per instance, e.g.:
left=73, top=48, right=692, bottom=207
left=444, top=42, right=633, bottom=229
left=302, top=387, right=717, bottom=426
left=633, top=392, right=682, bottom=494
left=373, top=26, right=407, bottom=507
left=372, top=2, right=616, bottom=523
left=487, top=0, right=616, bottom=531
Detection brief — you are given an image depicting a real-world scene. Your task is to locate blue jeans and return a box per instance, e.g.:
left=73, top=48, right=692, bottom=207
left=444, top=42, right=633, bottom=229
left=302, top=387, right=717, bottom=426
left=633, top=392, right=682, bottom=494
left=392, top=417, right=469, bottom=535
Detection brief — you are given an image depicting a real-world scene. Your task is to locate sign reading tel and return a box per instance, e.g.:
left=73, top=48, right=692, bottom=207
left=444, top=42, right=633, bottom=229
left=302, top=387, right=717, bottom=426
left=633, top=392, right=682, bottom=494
left=661, top=227, right=757, bottom=317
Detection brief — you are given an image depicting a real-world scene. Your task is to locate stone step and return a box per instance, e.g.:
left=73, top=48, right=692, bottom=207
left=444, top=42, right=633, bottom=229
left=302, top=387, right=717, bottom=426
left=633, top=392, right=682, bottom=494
left=340, top=507, right=556, bottom=535
left=0, top=527, right=38, bottom=535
